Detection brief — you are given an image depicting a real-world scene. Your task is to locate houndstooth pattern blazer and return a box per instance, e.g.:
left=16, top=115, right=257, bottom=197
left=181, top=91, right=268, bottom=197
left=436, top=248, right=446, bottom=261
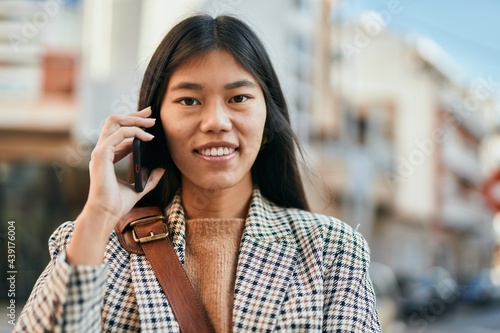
left=15, top=188, right=381, bottom=332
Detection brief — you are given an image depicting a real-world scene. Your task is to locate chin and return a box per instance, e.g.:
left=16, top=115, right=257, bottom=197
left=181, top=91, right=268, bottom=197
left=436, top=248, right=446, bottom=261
left=198, top=177, right=237, bottom=191
left=182, top=170, right=251, bottom=192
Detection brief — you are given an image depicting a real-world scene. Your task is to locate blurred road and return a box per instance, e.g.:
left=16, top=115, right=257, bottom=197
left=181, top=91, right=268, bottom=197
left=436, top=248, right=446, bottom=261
left=404, top=302, right=500, bottom=333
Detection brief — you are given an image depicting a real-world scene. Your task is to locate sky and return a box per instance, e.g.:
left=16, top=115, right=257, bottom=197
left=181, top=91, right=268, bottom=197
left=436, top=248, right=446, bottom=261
left=337, top=0, right=500, bottom=95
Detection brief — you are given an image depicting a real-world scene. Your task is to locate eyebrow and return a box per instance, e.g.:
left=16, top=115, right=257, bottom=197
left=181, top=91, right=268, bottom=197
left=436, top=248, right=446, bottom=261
left=169, top=79, right=258, bottom=92
left=224, top=79, right=258, bottom=90
left=169, top=82, right=203, bottom=92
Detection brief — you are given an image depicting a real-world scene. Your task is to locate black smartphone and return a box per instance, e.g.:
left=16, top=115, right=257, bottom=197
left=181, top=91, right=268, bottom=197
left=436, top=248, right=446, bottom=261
left=133, top=137, right=150, bottom=192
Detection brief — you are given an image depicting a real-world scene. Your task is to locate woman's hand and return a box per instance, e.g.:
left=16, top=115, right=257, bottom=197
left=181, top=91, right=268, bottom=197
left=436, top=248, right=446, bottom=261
left=67, top=107, right=165, bottom=265
left=86, top=106, right=164, bottom=227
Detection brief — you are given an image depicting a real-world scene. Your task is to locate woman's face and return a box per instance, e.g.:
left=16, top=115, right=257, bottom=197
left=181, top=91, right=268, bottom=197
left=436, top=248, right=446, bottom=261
left=160, top=50, right=267, bottom=193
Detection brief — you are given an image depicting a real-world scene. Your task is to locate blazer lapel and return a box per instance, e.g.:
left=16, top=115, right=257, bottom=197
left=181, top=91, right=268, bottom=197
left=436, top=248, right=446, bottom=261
left=129, top=194, right=187, bottom=332
left=233, top=189, right=298, bottom=332
left=164, top=193, right=188, bottom=265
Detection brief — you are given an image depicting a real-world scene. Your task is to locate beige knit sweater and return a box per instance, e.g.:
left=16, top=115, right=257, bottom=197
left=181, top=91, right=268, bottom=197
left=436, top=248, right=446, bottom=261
left=184, top=218, right=246, bottom=333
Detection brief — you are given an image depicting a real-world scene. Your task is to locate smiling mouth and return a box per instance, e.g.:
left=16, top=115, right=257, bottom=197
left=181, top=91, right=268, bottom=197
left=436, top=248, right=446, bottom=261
left=195, top=147, right=239, bottom=157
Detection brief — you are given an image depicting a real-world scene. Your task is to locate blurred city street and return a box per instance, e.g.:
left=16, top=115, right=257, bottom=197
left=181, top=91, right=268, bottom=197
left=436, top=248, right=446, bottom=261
left=404, top=303, right=500, bottom=333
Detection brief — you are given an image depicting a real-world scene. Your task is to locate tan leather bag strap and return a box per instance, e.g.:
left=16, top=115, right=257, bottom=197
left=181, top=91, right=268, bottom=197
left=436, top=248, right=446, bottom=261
left=115, top=207, right=214, bottom=333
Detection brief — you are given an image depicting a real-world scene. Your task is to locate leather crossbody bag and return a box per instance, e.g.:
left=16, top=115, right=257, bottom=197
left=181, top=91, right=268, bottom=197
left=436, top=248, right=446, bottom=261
left=115, top=206, right=214, bottom=333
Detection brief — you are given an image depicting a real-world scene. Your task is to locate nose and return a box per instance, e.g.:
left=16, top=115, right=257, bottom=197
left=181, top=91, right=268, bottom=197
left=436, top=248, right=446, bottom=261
left=199, top=100, right=232, bottom=133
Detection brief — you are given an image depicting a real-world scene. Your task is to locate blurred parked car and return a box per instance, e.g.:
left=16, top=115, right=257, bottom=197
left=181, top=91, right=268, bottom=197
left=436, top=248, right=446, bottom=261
left=427, top=266, right=459, bottom=303
left=398, top=266, right=458, bottom=317
left=458, top=269, right=500, bottom=305
left=397, top=275, right=435, bottom=316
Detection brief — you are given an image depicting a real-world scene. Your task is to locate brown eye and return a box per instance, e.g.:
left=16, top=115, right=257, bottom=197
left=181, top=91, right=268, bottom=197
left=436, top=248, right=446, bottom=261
left=180, top=98, right=200, bottom=106
left=230, top=95, right=249, bottom=103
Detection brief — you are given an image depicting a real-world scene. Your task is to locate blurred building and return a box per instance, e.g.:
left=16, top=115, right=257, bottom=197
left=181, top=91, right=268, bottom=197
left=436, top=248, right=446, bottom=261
left=0, top=1, right=79, bottom=163
left=0, top=0, right=84, bottom=300
left=308, top=11, right=496, bottom=279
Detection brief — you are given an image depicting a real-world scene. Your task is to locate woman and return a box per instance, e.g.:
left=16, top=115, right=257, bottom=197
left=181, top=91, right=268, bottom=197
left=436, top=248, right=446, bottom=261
left=15, top=14, right=381, bottom=332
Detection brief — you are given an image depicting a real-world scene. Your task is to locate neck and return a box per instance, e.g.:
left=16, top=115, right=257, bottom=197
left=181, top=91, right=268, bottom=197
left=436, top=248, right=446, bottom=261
left=180, top=176, right=253, bottom=219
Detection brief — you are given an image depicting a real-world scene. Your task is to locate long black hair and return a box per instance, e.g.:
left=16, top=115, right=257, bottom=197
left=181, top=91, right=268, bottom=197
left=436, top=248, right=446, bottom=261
left=135, top=14, right=309, bottom=211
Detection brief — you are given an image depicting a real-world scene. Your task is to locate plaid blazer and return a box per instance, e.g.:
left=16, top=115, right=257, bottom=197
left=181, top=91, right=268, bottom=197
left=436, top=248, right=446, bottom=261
left=15, top=188, right=381, bottom=332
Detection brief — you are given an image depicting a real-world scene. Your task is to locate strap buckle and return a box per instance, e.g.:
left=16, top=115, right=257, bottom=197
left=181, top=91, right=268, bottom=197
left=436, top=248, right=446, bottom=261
left=130, top=215, right=168, bottom=243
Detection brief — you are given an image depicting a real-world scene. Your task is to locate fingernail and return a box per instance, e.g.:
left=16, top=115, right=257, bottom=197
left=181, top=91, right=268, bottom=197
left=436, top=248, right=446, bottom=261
left=146, top=132, right=155, bottom=138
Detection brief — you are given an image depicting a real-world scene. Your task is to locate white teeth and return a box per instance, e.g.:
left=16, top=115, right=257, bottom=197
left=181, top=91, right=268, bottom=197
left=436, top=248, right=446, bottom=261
left=198, top=147, right=236, bottom=157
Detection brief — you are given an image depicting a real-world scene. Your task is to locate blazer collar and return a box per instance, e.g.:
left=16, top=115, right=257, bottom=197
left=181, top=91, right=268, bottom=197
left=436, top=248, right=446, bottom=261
left=164, top=193, right=187, bottom=265
left=241, top=188, right=293, bottom=241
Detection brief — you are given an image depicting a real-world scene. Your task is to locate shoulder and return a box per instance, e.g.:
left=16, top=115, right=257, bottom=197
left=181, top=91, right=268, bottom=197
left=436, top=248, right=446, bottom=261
left=266, top=198, right=361, bottom=245
left=266, top=199, right=370, bottom=269
left=47, top=221, right=76, bottom=259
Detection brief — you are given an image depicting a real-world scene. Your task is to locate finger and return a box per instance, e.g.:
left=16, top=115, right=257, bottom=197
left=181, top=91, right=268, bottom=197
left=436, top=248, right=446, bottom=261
left=134, top=106, right=153, bottom=117
left=103, top=127, right=154, bottom=151
left=98, top=107, right=156, bottom=144
left=91, top=127, right=154, bottom=178
left=104, top=107, right=153, bottom=129
left=114, top=139, right=133, bottom=164
left=139, top=168, right=166, bottom=197
left=115, top=167, right=164, bottom=211
left=117, top=177, right=135, bottom=191
left=99, top=117, right=156, bottom=143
